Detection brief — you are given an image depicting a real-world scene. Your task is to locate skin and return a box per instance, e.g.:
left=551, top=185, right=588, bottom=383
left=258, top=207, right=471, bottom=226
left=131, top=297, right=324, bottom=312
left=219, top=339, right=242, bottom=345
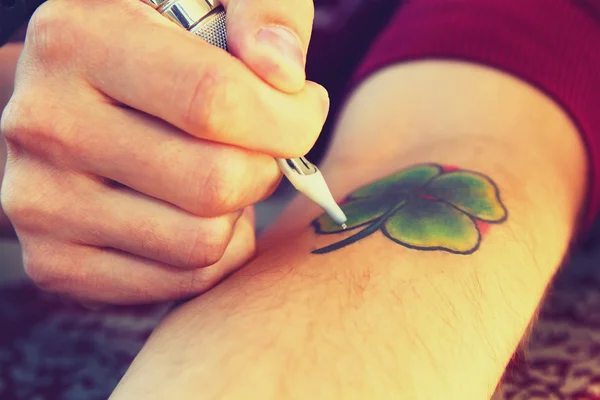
left=0, top=0, right=326, bottom=303
left=109, top=61, right=587, bottom=399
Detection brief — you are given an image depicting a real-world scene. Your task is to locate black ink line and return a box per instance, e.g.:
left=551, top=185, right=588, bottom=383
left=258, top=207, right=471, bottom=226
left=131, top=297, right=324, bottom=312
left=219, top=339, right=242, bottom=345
left=312, top=200, right=407, bottom=254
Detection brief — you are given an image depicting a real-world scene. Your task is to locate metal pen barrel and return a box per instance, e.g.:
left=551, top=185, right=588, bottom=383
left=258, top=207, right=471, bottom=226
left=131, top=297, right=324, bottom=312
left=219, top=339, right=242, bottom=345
left=142, top=0, right=228, bottom=49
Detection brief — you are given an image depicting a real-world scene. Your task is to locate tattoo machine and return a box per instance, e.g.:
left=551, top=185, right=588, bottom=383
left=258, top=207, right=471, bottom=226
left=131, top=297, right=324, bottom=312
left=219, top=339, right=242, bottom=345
left=140, top=0, right=348, bottom=228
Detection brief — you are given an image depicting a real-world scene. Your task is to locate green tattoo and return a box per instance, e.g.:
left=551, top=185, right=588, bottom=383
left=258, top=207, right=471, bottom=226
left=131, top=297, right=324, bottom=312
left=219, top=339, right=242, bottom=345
left=311, top=164, right=507, bottom=254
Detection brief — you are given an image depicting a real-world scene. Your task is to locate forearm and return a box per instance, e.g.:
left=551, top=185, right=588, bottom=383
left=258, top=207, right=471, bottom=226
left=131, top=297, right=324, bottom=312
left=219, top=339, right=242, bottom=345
left=111, top=61, right=587, bottom=399
left=0, top=43, right=22, bottom=236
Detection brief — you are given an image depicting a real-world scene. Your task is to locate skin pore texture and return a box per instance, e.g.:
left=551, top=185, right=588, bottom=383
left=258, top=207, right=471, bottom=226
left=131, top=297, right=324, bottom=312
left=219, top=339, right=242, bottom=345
left=109, top=60, right=585, bottom=399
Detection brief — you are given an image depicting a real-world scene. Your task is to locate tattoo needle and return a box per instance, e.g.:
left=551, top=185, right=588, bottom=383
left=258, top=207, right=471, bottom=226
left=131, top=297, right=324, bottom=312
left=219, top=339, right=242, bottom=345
left=276, top=159, right=348, bottom=228
left=141, top=0, right=348, bottom=228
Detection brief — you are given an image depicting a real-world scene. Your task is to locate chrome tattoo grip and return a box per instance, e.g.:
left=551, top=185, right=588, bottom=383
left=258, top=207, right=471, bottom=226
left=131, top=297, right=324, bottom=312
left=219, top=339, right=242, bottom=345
left=142, top=0, right=227, bottom=49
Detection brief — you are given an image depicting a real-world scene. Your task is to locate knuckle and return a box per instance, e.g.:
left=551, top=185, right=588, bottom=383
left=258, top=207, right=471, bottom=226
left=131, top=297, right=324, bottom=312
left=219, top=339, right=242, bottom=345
left=26, top=2, right=80, bottom=68
left=2, top=95, right=79, bottom=160
left=0, top=185, right=20, bottom=224
left=2, top=197, right=45, bottom=233
left=0, top=101, right=20, bottom=143
left=0, top=164, right=64, bottom=232
left=1, top=97, right=42, bottom=149
left=0, top=176, right=39, bottom=230
left=180, top=65, right=237, bottom=138
left=22, top=250, right=65, bottom=293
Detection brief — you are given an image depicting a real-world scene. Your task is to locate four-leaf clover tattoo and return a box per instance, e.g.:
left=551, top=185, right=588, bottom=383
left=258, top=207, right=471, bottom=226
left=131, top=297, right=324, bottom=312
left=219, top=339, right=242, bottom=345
left=311, top=164, right=507, bottom=255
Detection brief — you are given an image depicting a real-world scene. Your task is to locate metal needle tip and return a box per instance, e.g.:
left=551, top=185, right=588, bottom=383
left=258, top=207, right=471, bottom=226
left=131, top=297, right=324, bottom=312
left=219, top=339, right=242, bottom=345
left=341, top=223, right=347, bottom=230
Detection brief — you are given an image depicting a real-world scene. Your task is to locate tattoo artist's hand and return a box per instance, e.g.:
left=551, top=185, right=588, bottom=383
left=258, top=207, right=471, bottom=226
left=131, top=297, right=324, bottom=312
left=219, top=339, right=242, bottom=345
left=0, top=0, right=327, bottom=304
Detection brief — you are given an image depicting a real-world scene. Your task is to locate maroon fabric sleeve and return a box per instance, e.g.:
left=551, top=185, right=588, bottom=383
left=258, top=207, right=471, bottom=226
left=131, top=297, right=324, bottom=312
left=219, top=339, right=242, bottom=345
left=351, top=0, right=600, bottom=231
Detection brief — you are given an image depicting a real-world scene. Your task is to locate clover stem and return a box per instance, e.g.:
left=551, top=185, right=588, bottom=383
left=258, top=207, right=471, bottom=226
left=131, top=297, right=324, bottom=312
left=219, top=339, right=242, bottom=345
left=312, top=200, right=407, bottom=254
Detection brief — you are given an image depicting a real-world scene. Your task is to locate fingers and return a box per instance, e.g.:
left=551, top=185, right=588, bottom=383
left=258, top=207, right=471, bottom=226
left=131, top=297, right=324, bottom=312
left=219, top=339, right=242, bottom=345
left=19, top=208, right=256, bottom=304
left=88, top=36, right=327, bottom=158
left=3, top=159, right=258, bottom=303
left=68, top=186, right=245, bottom=270
left=222, top=0, right=315, bottom=92
left=28, top=98, right=282, bottom=217
left=4, top=83, right=280, bottom=218
left=20, top=0, right=327, bottom=157
left=3, top=161, right=243, bottom=269
left=49, top=0, right=327, bottom=158
left=22, top=0, right=328, bottom=158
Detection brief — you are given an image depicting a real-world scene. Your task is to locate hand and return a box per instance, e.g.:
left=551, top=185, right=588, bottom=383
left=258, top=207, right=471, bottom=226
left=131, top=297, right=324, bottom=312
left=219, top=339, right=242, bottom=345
left=0, top=0, right=328, bottom=304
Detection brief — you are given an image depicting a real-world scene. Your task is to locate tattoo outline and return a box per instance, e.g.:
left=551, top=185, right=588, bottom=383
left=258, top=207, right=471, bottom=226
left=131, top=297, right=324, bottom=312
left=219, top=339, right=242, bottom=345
left=311, top=163, right=507, bottom=254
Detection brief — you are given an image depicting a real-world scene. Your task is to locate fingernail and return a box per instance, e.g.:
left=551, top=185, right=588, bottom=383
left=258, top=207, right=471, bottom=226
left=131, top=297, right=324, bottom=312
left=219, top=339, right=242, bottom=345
left=255, top=26, right=305, bottom=86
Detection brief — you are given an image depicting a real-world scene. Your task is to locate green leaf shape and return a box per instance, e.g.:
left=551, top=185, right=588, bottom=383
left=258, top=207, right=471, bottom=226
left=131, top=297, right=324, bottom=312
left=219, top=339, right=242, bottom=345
left=349, top=164, right=442, bottom=199
left=382, top=199, right=480, bottom=254
left=313, top=198, right=394, bottom=234
left=422, top=171, right=507, bottom=222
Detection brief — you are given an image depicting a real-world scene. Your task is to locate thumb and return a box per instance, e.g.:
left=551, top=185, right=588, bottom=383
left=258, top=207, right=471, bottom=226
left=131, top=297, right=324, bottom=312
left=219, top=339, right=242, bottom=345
left=221, top=0, right=314, bottom=93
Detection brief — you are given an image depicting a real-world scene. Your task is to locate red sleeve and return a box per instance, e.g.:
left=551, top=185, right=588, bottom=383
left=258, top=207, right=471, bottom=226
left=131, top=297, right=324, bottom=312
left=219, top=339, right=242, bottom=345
left=351, top=0, right=600, bottom=232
